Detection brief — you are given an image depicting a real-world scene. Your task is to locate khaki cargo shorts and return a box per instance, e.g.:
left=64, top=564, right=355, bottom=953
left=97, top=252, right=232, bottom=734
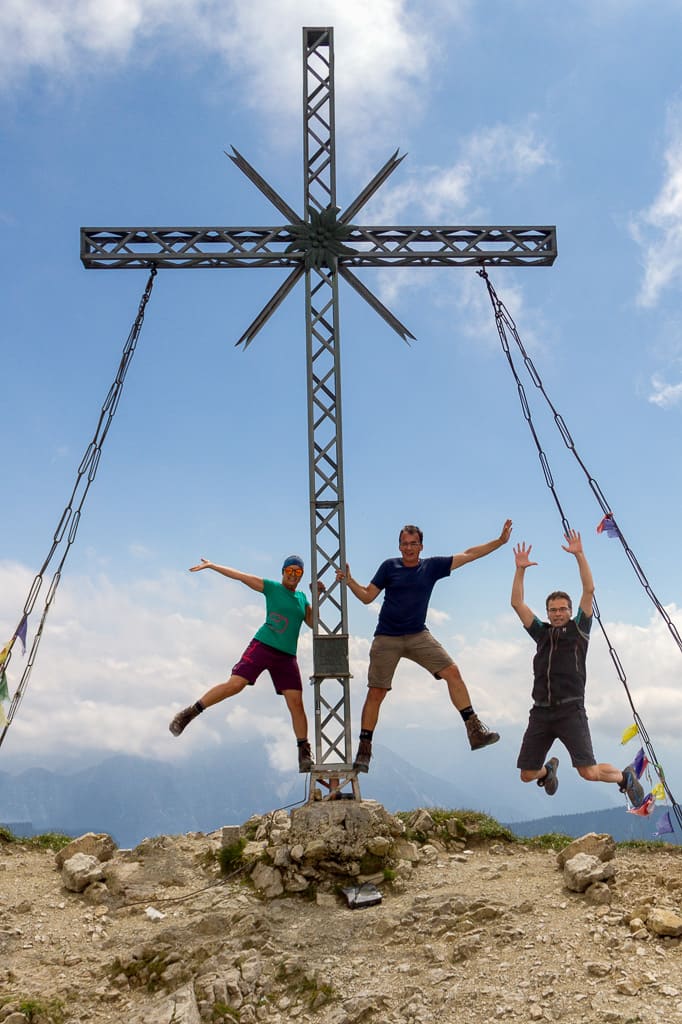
left=367, top=630, right=454, bottom=690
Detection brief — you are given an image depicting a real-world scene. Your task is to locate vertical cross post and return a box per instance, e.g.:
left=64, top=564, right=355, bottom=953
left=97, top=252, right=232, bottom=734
left=302, top=29, right=356, bottom=798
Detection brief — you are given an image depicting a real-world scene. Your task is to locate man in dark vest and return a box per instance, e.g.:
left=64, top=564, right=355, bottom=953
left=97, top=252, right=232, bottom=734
left=511, top=529, right=644, bottom=805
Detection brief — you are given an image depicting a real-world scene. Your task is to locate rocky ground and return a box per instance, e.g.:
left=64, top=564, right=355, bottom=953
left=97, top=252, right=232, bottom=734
left=1, top=801, right=681, bottom=1024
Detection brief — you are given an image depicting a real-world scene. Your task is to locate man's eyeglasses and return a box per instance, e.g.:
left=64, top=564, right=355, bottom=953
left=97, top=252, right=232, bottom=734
left=400, top=541, right=421, bottom=548
left=283, top=566, right=304, bottom=577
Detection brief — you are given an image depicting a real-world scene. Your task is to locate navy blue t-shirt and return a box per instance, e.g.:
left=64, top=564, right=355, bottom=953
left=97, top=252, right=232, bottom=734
left=371, top=556, right=452, bottom=636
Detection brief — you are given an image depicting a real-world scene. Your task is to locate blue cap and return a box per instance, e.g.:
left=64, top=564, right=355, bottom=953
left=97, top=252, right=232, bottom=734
left=282, top=555, right=304, bottom=571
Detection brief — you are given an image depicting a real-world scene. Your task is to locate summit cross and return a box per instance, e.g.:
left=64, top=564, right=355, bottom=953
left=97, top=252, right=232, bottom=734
left=81, top=26, right=556, bottom=799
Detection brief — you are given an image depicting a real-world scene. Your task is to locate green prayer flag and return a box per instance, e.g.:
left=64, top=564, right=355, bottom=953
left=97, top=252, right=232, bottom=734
left=0, top=667, right=9, bottom=702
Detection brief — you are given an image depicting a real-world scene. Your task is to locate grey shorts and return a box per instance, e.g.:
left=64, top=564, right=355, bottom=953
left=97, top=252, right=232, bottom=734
left=367, top=630, right=454, bottom=690
left=516, top=703, right=596, bottom=770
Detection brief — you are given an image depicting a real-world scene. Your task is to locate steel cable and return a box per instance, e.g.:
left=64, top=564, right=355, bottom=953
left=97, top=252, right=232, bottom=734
left=478, top=266, right=681, bottom=832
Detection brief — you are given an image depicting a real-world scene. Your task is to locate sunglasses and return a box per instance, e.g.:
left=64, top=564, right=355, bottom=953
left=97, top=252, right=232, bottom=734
left=283, top=566, right=304, bottom=577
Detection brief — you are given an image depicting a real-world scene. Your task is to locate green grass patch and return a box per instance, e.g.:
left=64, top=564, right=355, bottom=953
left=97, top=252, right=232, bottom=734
left=218, top=838, right=248, bottom=874
left=0, top=827, right=73, bottom=852
left=0, top=995, right=67, bottom=1023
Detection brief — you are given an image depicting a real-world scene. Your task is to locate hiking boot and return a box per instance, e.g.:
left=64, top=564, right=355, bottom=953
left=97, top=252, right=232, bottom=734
left=169, top=705, right=199, bottom=737
left=298, top=740, right=313, bottom=773
left=537, top=756, right=559, bottom=796
left=465, top=714, right=500, bottom=751
left=353, top=737, right=372, bottom=773
left=620, top=764, right=645, bottom=808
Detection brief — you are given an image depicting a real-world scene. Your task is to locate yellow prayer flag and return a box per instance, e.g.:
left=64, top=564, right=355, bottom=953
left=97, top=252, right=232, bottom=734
left=620, top=723, right=639, bottom=745
left=651, top=783, right=666, bottom=801
left=0, top=703, right=7, bottom=727
left=0, top=642, right=10, bottom=667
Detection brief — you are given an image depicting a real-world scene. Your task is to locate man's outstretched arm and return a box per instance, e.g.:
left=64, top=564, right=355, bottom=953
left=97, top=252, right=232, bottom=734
left=562, top=530, right=594, bottom=617
left=451, top=519, right=513, bottom=571
left=335, top=563, right=381, bottom=605
left=511, top=542, right=537, bottom=628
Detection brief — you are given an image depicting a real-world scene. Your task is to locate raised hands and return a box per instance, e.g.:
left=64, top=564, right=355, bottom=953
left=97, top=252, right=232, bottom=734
left=561, top=529, right=584, bottom=556
left=513, top=542, right=538, bottom=570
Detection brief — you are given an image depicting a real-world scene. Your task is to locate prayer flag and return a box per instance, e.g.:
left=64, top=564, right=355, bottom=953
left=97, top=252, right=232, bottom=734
left=654, top=811, right=674, bottom=837
left=651, top=782, right=666, bottom=801
left=0, top=704, right=6, bottom=728
left=621, top=723, right=639, bottom=744
left=627, top=793, right=656, bottom=816
left=596, top=514, right=620, bottom=538
left=0, top=643, right=9, bottom=668
left=17, top=617, right=27, bottom=656
left=632, top=748, right=648, bottom=779
left=0, top=667, right=8, bottom=703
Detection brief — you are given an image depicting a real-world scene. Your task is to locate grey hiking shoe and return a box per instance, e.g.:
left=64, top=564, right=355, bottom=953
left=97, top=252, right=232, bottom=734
left=298, top=741, right=313, bottom=773
left=169, top=705, right=199, bottom=737
left=465, top=714, right=500, bottom=751
left=620, top=765, right=645, bottom=808
left=537, top=756, right=559, bottom=796
left=353, top=737, right=372, bottom=773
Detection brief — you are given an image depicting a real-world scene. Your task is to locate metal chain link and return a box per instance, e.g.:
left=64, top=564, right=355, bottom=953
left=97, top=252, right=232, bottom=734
left=478, top=267, right=681, bottom=831
left=0, top=267, right=157, bottom=750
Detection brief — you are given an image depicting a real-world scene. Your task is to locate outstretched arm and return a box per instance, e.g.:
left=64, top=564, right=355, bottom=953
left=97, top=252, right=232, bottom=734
left=562, top=530, right=594, bottom=617
left=335, top=563, right=381, bottom=605
left=451, top=519, right=513, bottom=571
left=511, top=542, right=538, bottom=628
left=189, top=558, right=264, bottom=593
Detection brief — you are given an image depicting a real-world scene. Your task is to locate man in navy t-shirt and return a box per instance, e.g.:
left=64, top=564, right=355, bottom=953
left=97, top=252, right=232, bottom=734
left=337, top=519, right=512, bottom=773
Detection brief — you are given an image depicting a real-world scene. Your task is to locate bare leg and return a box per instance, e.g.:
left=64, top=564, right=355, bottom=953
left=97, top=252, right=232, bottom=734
left=282, top=689, right=309, bottom=740
left=169, top=674, right=250, bottom=737
left=199, top=675, right=249, bottom=707
left=439, top=663, right=472, bottom=711
left=577, top=763, right=624, bottom=784
left=360, top=686, right=389, bottom=730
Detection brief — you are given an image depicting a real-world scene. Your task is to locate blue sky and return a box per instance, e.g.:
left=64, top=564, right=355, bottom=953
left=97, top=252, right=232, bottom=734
left=1, top=1, right=681, bottom=822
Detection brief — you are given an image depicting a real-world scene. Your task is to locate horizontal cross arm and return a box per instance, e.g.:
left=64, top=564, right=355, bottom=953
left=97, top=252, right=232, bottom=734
left=81, top=225, right=556, bottom=269
left=80, top=227, right=302, bottom=269
left=342, top=226, right=557, bottom=266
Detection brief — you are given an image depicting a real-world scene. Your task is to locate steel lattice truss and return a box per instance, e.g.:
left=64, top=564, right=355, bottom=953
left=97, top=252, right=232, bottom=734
left=81, top=27, right=556, bottom=799
left=81, top=225, right=557, bottom=269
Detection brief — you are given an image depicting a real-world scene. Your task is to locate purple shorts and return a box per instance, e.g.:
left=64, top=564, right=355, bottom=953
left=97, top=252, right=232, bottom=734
left=232, top=638, right=303, bottom=694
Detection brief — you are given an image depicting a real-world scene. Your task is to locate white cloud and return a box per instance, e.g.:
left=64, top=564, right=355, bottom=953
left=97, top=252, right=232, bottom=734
left=631, top=99, right=682, bottom=308
left=0, top=0, right=468, bottom=150
left=364, top=117, right=553, bottom=223
left=648, top=373, right=682, bottom=408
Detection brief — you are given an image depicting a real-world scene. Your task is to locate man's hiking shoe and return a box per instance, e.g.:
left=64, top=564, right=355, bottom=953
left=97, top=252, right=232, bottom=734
left=465, top=714, right=500, bottom=751
left=537, top=756, right=559, bottom=796
left=620, top=764, right=645, bottom=808
left=169, top=705, right=199, bottom=737
left=298, top=741, right=314, bottom=773
left=353, top=737, right=372, bottom=773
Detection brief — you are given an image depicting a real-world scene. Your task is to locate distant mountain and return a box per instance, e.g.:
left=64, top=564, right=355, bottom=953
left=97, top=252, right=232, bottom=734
left=0, top=741, right=472, bottom=848
left=504, top=805, right=681, bottom=845
left=2, top=741, right=677, bottom=848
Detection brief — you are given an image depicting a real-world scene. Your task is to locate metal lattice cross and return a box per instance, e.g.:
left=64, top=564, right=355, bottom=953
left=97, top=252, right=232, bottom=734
left=81, top=26, right=556, bottom=799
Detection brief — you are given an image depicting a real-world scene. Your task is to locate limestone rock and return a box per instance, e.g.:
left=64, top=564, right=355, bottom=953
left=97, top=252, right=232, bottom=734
left=647, top=908, right=682, bottom=936
left=556, top=832, right=616, bottom=868
left=562, top=852, right=615, bottom=892
left=61, top=853, right=105, bottom=893
left=250, top=861, right=284, bottom=898
left=55, top=832, right=117, bottom=868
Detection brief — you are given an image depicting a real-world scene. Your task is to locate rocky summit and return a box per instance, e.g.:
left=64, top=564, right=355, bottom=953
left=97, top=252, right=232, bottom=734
left=1, top=801, right=681, bottom=1024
